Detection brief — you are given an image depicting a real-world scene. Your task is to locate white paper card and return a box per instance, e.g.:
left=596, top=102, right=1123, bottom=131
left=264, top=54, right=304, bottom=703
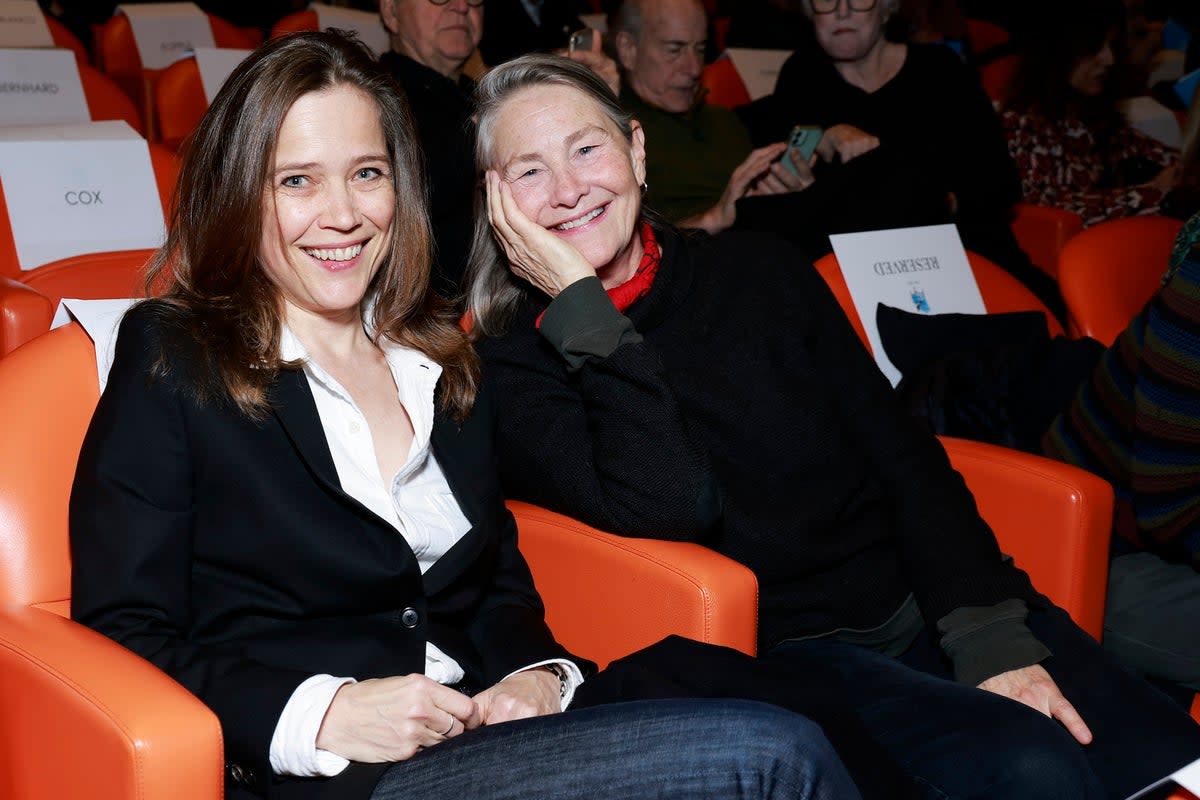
left=724, top=48, right=791, bottom=100
left=0, top=48, right=89, bottom=126
left=0, top=120, right=165, bottom=269
left=51, top=298, right=137, bottom=391
left=1123, top=755, right=1200, bottom=800
left=1119, top=95, right=1183, bottom=149
left=118, top=2, right=213, bottom=70
left=829, top=224, right=984, bottom=386
left=193, top=46, right=250, bottom=103
left=311, top=2, right=389, bottom=57
left=0, top=0, right=53, bottom=49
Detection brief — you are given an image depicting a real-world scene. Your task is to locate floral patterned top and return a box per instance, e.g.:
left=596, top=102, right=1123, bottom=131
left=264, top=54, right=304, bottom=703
left=1001, top=109, right=1178, bottom=228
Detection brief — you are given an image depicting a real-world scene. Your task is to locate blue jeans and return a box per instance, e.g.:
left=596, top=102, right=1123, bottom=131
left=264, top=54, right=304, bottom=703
left=369, top=698, right=859, bottom=800
left=769, top=605, right=1200, bottom=800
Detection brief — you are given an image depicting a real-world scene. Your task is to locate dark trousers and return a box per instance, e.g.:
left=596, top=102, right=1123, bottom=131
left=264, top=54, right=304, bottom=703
left=768, top=605, right=1200, bottom=800
left=577, top=605, right=1200, bottom=799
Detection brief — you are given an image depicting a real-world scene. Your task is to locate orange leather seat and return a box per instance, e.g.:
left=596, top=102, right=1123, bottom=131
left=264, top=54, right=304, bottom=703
left=79, top=61, right=145, bottom=135
left=0, top=322, right=763, bottom=797
left=1057, top=215, right=1185, bottom=345
left=44, top=13, right=90, bottom=63
left=268, top=9, right=320, bottom=38
left=0, top=142, right=178, bottom=281
left=812, top=248, right=1065, bottom=353
left=1010, top=203, right=1084, bottom=279
left=939, top=436, right=1111, bottom=639
left=96, top=11, right=261, bottom=141
left=980, top=53, right=1019, bottom=103
left=0, top=249, right=156, bottom=357
left=701, top=57, right=751, bottom=110
left=964, top=18, right=1009, bottom=55
left=153, top=55, right=208, bottom=151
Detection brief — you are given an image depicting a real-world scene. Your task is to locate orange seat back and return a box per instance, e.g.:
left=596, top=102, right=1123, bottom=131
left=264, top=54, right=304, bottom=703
left=96, top=12, right=261, bottom=141
left=980, top=53, right=1020, bottom=103
left=0, top=323, right=99, bottom=615
left=964, top=18, right=1009, bottom=55
left=1010, top=203, right=1084, bottom=279
left=79, top=61, right=144, bottom=136
left=268, top=10, right=320, bottom=38
left=1057, top=215, right=1185, bottom=345
left=701, top=57, right=751, bottom=110
left=44, top=14, right=90, bottom=63
left=153, top=56, right=208, bottom=151
left=813, top=248, right=1064, bottom=356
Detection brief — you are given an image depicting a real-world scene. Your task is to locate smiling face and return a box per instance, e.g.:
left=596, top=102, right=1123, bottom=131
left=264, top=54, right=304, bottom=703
left=808, top=0, right=889, bottom=64
left=490, top=83, right=647, bottom=286
left=382, top=0, right=482, bottom=79
left=258, top=85, right=395, bottom=329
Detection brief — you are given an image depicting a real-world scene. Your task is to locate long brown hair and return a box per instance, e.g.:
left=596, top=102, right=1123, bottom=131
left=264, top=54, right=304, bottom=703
left=146, top=30, right=478, bottom=419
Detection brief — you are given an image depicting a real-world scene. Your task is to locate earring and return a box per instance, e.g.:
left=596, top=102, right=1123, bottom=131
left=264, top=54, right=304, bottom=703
left=641, top=181, right=649, bottom=194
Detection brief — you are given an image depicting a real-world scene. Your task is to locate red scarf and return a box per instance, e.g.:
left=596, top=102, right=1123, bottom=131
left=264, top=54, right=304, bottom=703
left=605, top=222, right=661, bottom=312
left=536, top=222, right=660, bottom=327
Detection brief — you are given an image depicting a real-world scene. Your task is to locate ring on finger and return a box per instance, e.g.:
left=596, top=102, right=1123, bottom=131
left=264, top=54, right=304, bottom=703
left=439, top=715, right=455, bottom=736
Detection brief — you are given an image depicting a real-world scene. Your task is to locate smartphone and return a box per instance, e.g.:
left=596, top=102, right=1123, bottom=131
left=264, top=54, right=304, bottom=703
left=780, top=125, right=823, bottom=175
left=568, top=28, right=596, bottom=54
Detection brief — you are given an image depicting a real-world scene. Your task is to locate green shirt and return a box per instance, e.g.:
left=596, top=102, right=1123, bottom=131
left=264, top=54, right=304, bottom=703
left=621, top=87, right=753, bottom=223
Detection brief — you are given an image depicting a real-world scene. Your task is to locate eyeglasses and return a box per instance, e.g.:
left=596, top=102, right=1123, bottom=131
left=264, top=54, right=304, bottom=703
left=810, top=0, right=878, bottom=13
left=428, top=0, right=485, bottom=7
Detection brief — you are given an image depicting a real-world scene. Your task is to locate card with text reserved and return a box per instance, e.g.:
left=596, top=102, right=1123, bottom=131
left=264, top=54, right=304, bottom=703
left=0, top=120, right=165, bottom=269
left=310, top=2, right=389, bottom=57
left=117, top=2, right=213, bottom=70
left=0, top=48, right=89, bottom=126
left=0, top=0, right=53, bottom=49
left=829, top=224, right=984, bottom=385
left=193, top=46, right=251, bottom=103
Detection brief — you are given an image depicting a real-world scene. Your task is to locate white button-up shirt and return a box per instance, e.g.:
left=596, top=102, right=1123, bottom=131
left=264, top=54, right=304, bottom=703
left=268, top=326, right=579, bottom=777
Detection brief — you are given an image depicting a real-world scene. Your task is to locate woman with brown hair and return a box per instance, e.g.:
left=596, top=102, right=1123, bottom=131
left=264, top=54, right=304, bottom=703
left=67, top=30, right=854, bottom=800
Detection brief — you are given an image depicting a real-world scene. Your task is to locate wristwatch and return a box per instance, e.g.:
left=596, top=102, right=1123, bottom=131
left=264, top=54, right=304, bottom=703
left=542, top=662, right=570, bottom=699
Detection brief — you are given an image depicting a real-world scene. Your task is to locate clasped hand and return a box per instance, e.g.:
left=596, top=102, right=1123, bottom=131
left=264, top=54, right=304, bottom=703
left=316, top=669, right=562, bottom=763
left=486, top=170, right=597, bottom=298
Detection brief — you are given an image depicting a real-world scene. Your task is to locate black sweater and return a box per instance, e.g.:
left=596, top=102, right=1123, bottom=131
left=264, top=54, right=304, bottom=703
left=479, top=227, right=1041, bottom=656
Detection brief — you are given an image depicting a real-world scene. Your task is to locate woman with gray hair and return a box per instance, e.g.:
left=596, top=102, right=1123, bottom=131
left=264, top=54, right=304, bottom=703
left=744, top=0, right=1063, bottom=316
left=469, top=53, right=1200, bottom=799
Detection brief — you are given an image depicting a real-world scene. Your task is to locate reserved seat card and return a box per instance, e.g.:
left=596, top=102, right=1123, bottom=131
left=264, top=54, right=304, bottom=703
left=724, top=48, right=791, bottom=100
left=829, top=224, right=984, bottom=386
left=310, top=2, right=389, bottom=57
left=0, top=0, right=53, bottom=49
left=193, top=46, right=250, bottom=103
left=117, top=2, right=213, bottom=70
left=0, top=120, right=164, bottom=269
left=0, top=48, right=89, bottom=126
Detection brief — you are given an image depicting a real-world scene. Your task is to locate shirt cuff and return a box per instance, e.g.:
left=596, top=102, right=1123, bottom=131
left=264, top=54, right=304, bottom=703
left=500, top=658, right=585, bottom=711
left=539, top=277, right=642, bottom=371
left=269, top=674, right=356, bottom=777
left=937, top=599, right=1052, bottom=686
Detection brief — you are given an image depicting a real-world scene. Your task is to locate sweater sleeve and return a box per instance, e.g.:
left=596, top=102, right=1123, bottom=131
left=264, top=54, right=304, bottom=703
left=480, top=291, right=721, bottom=542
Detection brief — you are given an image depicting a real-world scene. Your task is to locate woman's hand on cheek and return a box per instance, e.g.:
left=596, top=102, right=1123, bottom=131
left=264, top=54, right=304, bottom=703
left=486, top=170, right=597, bottom=298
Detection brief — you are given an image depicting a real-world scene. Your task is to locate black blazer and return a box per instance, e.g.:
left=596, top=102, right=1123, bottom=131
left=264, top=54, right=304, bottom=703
left=70, top=303, right=587, bottom=800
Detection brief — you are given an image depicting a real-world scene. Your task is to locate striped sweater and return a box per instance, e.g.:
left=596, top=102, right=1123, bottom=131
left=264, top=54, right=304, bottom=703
left=1042, top=214, right=1200, bottom=565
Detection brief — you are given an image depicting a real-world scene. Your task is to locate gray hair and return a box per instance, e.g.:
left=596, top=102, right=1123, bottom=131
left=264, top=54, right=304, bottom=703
left=464, top=54, right=637, bottom=337
left=607, top=0, right=645, bottom=41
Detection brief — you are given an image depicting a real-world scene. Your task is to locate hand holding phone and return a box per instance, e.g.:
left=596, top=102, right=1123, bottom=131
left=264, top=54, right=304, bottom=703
left=780, top=125, right=822, bottom=175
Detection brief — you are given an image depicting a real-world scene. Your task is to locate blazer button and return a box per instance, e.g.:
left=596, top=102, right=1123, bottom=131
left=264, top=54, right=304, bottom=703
left=400, top=607, right=420, bottom=628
